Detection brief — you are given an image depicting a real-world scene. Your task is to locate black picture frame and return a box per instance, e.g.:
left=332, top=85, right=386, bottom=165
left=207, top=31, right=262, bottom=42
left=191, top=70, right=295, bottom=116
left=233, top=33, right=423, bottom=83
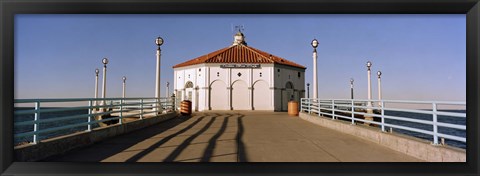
left=1, top=0, right=479, bottom=175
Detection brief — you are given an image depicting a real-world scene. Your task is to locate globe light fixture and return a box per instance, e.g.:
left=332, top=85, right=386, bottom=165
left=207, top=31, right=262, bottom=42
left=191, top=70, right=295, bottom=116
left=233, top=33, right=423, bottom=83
left=311, top=39, right=319, bottom=48
left=156, top=37, right=164, bottom=46
left=102, top=58, right=109, bottom=65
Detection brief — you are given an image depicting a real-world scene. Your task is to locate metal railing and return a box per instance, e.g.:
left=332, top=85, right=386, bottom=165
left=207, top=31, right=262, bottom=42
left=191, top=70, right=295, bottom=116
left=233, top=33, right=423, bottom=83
left=14, top=96, right=177, bottom=145
left=300, top=98, right=466, bottom=146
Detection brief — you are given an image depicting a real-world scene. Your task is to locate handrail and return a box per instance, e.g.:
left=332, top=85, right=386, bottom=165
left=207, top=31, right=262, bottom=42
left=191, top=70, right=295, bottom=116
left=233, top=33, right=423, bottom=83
left=14, top=97, right=177, bottom=145
left=300, top=98, right=466, bottom=146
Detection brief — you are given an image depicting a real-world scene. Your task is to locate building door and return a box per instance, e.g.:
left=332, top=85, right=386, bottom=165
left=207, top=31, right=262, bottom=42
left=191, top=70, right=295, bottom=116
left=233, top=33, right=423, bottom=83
left=253, top=80, right=271, bottom=110
left=232, top=80, right=249, bottom=110
left=185, top=81, right=194, bottom=109
left=210, top=80, right=228, bottom=110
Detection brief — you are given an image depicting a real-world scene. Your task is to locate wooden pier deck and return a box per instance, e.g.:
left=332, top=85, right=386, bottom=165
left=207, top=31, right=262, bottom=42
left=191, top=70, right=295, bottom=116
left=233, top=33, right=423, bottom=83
left=44, top=111, right=423, bottom=162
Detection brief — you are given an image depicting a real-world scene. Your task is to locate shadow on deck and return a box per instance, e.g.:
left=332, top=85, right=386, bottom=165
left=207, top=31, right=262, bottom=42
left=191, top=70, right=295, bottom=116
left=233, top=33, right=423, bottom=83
left=43, top=112, right=248, bottom=162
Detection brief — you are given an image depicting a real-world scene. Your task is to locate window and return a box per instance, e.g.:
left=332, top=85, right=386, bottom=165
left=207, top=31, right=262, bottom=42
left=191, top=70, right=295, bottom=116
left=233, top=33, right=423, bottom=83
left=298, top=72, right=301, bottom=78
left=217, top=72, right=220, bottom=77
left=185, top=81, right=194, bottom=88
left=260, top=72, right=262, bottom=77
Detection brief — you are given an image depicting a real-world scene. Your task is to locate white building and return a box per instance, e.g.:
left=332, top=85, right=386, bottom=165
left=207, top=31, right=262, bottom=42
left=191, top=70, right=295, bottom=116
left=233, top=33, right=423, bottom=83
left=173, top=32, right=306, bottom=111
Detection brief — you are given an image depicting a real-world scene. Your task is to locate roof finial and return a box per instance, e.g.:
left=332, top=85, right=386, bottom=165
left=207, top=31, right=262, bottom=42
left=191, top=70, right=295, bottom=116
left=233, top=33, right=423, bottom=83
left=232, top=25, right=247, bottom=46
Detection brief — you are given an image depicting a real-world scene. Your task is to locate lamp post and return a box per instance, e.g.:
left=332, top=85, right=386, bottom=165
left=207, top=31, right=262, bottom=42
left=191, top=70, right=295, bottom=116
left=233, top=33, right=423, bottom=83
left=306, top=83, right=310, bottom=99
left=122, top=76, right=127, bottom=98
left=155, top=36, right=164, bottom=113
left=366, top=61, right=373, bottom=123
left=350, top=78, right=354, bottom=99
left=377, top=71, right=382, bottom=107
left=311, top=39, right=319, bottom=100
left=101, top=58, right=109, bottom=109
left=166, top=82, right=170, bottom=97
left=94, top=68, right=99, bottom=106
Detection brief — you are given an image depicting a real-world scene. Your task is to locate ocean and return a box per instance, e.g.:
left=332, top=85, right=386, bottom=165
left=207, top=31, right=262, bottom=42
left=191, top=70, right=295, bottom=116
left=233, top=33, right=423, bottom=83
left=14, top=108, right=466, bottom=149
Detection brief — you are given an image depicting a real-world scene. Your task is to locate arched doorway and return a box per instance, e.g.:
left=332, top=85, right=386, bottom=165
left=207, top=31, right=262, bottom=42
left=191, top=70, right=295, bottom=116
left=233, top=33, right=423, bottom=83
left=210, top=80, right=228, bottom=110
left=185, top=81, right=195, bottom=111
left=253, top=80, right=271, bottom=110
left=232, top=80, right=249, bottom=110
left=282, top=82, right=294, bottom=111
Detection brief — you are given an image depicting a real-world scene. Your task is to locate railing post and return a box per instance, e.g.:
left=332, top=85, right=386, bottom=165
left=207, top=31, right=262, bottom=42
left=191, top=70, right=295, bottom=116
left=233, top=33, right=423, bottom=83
left=331, top=100, right=335, bottom=120
left=381, top=101, right=385, bottom=132
left=432, top=102, right=439, bottom=145
left=317, top=100, right=321, bottom=116
left=156, top=98, right=159, bottom=114
left=87, top=100, right=92, bottom=131
left=351, top=99, right=355, bottom=125
left=33, top=101, right=40, bottom=144
left=119, top=99, right=123, bottom=125
left=308, top=98, right=312, bottom=114
left=140, top=99, right=144, bottom=119
left=300, top=98, right=303, bottom=112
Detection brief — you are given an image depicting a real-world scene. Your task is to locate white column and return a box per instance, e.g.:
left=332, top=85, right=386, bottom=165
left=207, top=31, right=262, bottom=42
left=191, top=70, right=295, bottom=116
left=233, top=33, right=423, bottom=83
left=366, top=61, right=373, bottom=123
left=122, top=76, right=126, bottom=98
left=101, top=58, right=108, bottom=107
left=94, top=69, right=99, bottom=106
left=367, top=64, right=372, bottom=107
left=377, top=71, right=382, bottom=107
left=250, top=68, right=253, bottom=110
left=154, top=37, right=163, bottom=113
left=313, top=50, right=318, bottom=99
left=228, top=68, right=232, bottom=110
left=155, top=48, right=161, bottom=99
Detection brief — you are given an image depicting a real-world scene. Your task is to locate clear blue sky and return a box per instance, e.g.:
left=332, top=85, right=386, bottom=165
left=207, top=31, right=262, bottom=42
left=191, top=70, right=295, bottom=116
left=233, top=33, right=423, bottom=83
left=14, top=14, right=466, bottom=101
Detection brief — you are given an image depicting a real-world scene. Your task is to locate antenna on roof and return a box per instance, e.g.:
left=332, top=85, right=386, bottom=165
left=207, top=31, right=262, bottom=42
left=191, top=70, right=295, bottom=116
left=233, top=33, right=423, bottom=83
left=234, top=25, right=245, bottom=33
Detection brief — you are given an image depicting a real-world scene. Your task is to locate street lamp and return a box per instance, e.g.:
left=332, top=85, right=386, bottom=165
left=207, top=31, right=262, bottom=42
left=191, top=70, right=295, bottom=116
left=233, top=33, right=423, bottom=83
left=166, top=82, right=170, bottom=97
left=155, top=36, right=164, bottom=113
left=350, top=78, right=354, bottom=99
left=101, top=58, right=109, bottom=108
left=311, top=39, right=319, bottom=100
left=306, top=83, right=310, bottom=99
left=366, top=61, right=373, bottom=123
left=377, top=71, right=382, bottom=107
left=122, top=76, right=127, bottom=98
left=94, top=68, right=99, bottom=106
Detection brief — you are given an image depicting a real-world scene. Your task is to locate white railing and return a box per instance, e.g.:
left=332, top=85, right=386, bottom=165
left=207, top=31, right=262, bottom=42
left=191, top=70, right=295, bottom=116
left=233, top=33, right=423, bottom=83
left=14, top=97, right=177, bottom=145
left=300, top=98, right=466, bottom=146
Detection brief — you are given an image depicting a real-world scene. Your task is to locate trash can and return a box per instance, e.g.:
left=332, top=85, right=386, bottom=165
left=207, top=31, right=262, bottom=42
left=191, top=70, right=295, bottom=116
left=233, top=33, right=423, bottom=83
left=288, top=100, right=299, bottom=116
left=180, top=100, right=192, bottom=115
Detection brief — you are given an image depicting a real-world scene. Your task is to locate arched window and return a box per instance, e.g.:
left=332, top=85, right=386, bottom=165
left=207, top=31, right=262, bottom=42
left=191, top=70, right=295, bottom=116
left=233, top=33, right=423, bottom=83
left=185, top=81, right=194, bottom=88
left=285, top=82, right=294, bottom=89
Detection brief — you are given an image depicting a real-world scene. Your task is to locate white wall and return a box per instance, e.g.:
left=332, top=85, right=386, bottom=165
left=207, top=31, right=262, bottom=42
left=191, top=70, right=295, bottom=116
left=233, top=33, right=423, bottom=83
left=174, top=63, right=304, bottom=112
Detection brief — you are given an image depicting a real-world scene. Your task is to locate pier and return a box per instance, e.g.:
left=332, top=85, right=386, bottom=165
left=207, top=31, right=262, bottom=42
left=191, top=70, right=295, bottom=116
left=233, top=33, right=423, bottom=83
left=42, top=111, right=423, bottom=162
left=13, top=97, right=466, bottom=162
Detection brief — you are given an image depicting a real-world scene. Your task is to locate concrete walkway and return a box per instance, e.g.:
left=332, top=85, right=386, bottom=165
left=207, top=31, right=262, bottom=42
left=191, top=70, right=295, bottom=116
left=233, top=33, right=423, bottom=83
left=44, top=111, right=423, bottom=162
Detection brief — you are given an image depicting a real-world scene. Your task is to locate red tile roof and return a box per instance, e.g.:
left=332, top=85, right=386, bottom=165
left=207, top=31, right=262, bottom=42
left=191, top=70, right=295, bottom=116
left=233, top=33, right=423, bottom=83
left=172, top=44, right=306, bottom=69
